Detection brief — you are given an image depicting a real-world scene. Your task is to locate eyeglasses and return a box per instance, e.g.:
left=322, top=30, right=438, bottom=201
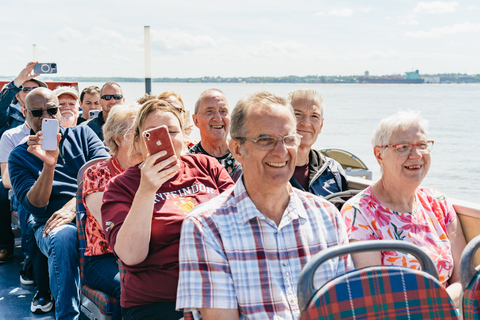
left=27, top=107, right=59, bottom=117
left=21, top=86, right=39, bottom=92
left=235, top=134, right=302, bottom=151
left=101, top=94, right=123, bottom=101
left=382, top=140, right=434, bottom=155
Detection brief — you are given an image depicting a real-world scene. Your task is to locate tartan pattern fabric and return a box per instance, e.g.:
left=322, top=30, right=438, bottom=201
left=300, top=266, right=459, bottom=320
left=81, top=285, right=116, bottom=314
left=463, top=272, right=480, bottom=319
left=76, top=183, right=116, bottom=316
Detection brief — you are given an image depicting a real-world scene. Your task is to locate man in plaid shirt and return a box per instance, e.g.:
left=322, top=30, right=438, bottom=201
left=176, top=90, right=353, bottom=320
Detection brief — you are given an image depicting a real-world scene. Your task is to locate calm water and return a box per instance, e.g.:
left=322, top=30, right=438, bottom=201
left=79, top=82, right=480, bottom=201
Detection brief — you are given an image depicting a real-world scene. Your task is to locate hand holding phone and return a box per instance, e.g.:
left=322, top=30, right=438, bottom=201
left=143, top=125, right=176, bottom=168
left=89, top=110, right=100, bottom=119
left=34, top=63, right=57, bottom=74
left=41, top=119, right=59, bottom=151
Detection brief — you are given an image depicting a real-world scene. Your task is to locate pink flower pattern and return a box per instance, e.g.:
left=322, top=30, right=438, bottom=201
left=341, top=186, right=456, bottom=285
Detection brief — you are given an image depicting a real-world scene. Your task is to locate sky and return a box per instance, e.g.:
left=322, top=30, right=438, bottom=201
left=1, top=0, right=479, bottom=78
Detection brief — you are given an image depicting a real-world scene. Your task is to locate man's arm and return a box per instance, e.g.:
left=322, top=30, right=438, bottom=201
left=1, top=163, right=11, bottom=189
left=25, top=132, right=61, bottom=208
left=0, top=62, right=39, bottom=115
left=199, top=309, right=239, bottom=320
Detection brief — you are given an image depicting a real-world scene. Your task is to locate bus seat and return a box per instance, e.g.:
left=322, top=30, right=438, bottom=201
left=460, top=234, right=480, bottom=320
left=298, top=240, right=459, bottom=320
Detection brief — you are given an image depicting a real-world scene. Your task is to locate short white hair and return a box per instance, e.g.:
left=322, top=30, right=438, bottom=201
left=371, top=110, right=429, bottom=147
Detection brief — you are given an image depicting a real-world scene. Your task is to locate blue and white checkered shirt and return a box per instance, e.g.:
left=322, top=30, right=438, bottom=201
left=176, top=178, right=353, bottom=320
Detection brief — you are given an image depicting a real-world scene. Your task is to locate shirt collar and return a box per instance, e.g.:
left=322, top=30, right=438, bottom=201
left=234, top=177, right=308, bottom=225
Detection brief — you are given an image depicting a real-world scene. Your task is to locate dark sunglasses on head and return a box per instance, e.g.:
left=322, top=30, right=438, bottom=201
left=21, top=86, right=39, bottom=92
left=101, top=94, right=123, bottom=101
left=28, top=107, right=59, bottom=117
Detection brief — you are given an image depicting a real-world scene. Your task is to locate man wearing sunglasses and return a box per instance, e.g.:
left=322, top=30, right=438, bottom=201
left=0, top=61, right=46, bottom=265
left=85, top=81, right=124, bottom=141
left=8, top=87, right=109, bottom=319
left=177, top=91, right=353, bottom=320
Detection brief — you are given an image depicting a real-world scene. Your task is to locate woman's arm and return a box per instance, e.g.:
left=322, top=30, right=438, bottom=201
left=114, top=152, right=179, bottom=265
left=446, top=216, right=467, bottom=308
left=85, top=192, right=104, bottom=226
left=349, top=239, right=382, bottom=268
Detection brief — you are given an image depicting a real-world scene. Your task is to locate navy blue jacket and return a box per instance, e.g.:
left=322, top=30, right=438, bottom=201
left=290, top=149, right=348, bottom=197
left=0, top=81, right=24, bottom=139
left=85, top=110, right=105, bottom=141
left=8, top=125, right=109, bottom=224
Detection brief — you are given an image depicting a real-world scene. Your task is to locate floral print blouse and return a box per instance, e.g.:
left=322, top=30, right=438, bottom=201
left=341, top=186, right=456, bottom=285
left=82, top=157, right=125, bottom=256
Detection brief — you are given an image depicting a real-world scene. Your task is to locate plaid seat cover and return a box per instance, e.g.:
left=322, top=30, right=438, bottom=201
left=76, top=184, right=116, bottom=316
left=463, top=272, right=480, bottom=320
left=300, top=266, right=459, bottom=320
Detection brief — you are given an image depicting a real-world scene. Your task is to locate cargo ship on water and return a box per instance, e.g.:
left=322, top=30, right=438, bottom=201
left=357, top=70, right=425, bottom=84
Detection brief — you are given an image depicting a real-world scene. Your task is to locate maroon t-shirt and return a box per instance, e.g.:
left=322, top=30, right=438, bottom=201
left=293, top=163, right=310, bottom=190
left=102, top=154, right=234, bottom=308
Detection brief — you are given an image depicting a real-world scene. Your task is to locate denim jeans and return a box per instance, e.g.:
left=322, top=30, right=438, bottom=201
left=84, top=253, right=122, bottom=320
left=34, top=221, right=80, bottom=320
left=25, top=214, right=50, bottom=291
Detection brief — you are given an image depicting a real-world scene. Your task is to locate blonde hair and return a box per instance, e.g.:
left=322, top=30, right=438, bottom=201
left=103, top=103, right=140, bottom=155
left=131, top=99, right=184, bottom=158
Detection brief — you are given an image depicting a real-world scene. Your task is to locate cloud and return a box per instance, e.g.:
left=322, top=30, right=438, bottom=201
left=413, top=1, right=458, bottom=14
left=151, top=29, right=223, bottom=53
left=314, top=8, right=354, bottom=17
left=55, top=28, right=84, bottom=42
left=405, top=22, right=480, bottom=38
left=399, top=14, right=419, bottom=25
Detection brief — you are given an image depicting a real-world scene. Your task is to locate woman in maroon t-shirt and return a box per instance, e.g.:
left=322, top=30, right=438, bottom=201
left=101, top=99, right=234, bottom=320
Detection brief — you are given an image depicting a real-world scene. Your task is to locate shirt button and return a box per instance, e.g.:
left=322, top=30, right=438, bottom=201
left=283, top=262, right=286, bottom=266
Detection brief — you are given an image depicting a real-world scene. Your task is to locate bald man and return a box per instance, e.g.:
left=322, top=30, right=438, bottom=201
left=8, top=88, right=108, bottom=319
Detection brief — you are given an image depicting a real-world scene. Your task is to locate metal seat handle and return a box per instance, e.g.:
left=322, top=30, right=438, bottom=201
left=460, top=234, right=480, bottom=289
left=297, top=240, right=439, bottom=312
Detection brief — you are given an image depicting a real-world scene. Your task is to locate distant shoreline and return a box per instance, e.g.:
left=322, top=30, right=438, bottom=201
left=1, top=74, right=479, bottom=84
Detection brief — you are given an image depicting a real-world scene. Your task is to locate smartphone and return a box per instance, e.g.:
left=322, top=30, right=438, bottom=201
left=89, top=110, right=100, bottom=119
left=142, top=125, right=176, bottom=168
left=41, top=119, right=59, bottom=151
left=34, top=63, right=57, bottom=74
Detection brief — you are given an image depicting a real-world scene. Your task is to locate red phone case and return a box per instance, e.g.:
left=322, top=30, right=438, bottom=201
left=142, top=125, right=176, bottom=168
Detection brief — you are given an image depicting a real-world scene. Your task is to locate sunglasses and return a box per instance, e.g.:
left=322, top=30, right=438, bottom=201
left=101, top=94, right=123, bottom=101
left=21, top=86, right=39, bottom=92
left=28, top=107, right=59, bottom=117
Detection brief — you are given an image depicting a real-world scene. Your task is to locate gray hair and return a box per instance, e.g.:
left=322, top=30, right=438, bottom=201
left=194, top=88, right=226, bottom=115
left=103, top=103, right=140, bottom=155
left=230, top=90, right=293, bottom=140
left=371, top=110, right=429, bottom=148
left=287, top=88, right=325, bottom=121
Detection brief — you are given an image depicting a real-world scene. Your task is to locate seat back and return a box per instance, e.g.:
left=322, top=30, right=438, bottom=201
left=460, top=234, right=480, bottom=320
left=298, top=240, right=459, bottom=320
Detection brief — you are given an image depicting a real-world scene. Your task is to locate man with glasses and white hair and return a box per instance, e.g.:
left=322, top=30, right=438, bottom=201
left=9, top=87, right=108, bottom=318
left=0, top=61, right=46, bottom=264
left=176, top=90, right=352, bottom=320
left=85, top=81, right=125, bottom=141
